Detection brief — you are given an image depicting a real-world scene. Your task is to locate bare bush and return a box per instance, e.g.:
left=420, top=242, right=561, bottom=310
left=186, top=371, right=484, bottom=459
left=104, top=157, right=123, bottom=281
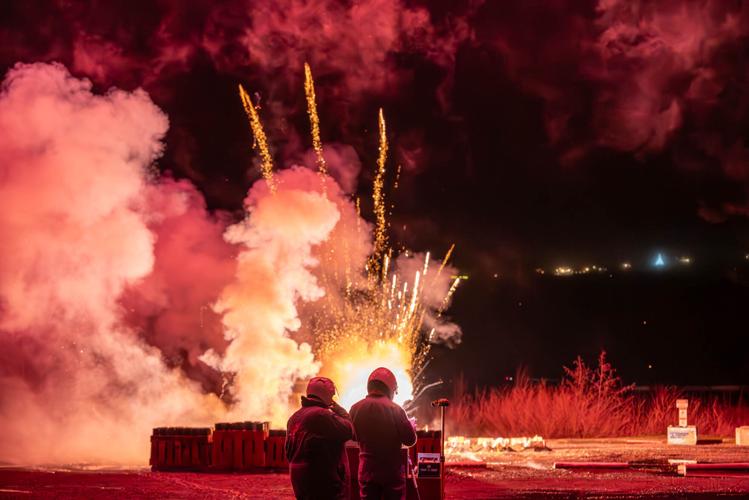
left=449, top=352, right=748, bottom=438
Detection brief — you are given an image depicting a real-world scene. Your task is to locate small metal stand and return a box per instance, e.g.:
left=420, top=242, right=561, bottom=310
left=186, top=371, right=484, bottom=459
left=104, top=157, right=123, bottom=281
left=431, top=398, right=450, bottom=500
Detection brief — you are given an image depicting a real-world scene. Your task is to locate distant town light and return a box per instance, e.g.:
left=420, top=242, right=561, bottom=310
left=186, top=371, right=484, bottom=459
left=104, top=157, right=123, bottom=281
left=678, top=256, right=692, bottom=265
left=653, top=253, right=666, bottom=268
left=621, top=262, right=632, bottom=270
left=535, top=268, right=545, bottom=275
left=554, top=266, right=573, bottom=276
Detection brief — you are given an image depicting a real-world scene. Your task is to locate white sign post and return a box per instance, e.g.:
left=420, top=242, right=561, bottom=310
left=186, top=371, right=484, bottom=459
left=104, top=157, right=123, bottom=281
left=667, top=399, right=697, bottom=445
left=736, top=426, right=749, bottom=446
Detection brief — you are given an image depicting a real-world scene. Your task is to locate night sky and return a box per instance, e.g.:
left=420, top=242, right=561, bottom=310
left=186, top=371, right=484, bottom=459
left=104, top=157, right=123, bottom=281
left=2, top=0, right=748, bottom=386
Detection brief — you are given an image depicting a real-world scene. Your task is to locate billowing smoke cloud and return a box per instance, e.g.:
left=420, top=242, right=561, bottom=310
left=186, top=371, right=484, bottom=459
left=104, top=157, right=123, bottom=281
left=590, top=1, right=747, bottom=154
left=205, top=167, right=346, bottom=424
left=121, top=178, right=237, bottom=395
left=485, top=0, right=749, bottom=218
left=0, top=0, right=473, bottom=91
left=204, top=0, right=471, bottom=100
left=591, top=0, right=749, bottom=217
left=0, top=63, right=343, bottom=463
left=0, top=0, right=476, bottom=182
left=0, top=63, right=357, bottom=464
left=300, top=143, right=363, bottom=194
left=0, top=62, right=225, bottom=464
left=0, top=62, right=454, bottom=464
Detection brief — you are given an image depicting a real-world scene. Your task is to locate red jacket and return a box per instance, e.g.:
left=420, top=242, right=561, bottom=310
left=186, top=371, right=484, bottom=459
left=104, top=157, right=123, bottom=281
left=286, top=396, right=354, bottom=499
left=350, top=393, right=417, bottom=484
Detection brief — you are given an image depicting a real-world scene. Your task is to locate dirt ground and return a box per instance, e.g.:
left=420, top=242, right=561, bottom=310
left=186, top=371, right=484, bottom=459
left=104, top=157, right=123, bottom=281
left=1, top=438, right=748, bottom=499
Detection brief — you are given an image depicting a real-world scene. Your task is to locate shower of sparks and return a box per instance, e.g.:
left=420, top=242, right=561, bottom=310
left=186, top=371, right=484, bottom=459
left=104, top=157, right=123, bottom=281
left=304, top=63, right=327, bottom=180
left=370, top=108, right=388, bottom=276
left=238, top=84, right=276, bottom=192
left=314, top=240, right=458, bottom=408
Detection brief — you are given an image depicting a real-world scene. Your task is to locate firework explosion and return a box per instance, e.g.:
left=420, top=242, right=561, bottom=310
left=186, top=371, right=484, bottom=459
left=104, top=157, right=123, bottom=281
left=239, top=65, right=462, bottom=409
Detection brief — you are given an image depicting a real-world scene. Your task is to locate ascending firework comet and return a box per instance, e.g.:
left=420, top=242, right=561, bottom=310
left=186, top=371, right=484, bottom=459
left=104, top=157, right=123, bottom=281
left=239, top=84, right=276, bottom=193
left=239, top=65, right=460, bottom=410
left=304, top=63, right=327, bottom=180
left=369, top=109, right=389, bottom=277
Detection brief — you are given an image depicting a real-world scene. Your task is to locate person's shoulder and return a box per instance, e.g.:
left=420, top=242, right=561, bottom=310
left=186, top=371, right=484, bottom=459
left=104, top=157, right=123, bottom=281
left=386, top=399, right=406, bottom=412
left=307, top=404, right=333, bottom=417
left=287, top=405, right=307, bottom=426
left=302, top=405, right=339, bottom=427
left=291, top=403, right=328, bottom=421
left=350, top=398, right=368, bottom=412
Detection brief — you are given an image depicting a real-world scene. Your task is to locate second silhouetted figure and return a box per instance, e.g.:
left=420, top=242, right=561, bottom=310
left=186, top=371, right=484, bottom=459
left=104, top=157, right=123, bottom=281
left=350, top=367, right=417, bottom=500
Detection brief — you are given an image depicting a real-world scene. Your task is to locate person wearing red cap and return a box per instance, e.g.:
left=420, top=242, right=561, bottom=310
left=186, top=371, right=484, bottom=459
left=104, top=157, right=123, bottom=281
left=286, top=376, right=354, bottom=500
left=350, top=367, right=417, bottom=499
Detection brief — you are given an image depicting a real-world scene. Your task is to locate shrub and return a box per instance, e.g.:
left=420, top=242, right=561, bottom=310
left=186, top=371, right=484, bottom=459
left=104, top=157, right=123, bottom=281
left=449, top=351, right=747, bottom=438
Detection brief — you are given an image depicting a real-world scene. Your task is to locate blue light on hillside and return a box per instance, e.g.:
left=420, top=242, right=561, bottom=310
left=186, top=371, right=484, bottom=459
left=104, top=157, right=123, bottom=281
left=653, top=253, right=666, bottom=268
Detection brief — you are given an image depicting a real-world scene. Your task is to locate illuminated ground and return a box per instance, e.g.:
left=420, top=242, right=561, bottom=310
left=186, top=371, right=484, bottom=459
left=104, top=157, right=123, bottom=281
left=2, top=438, right=748, bottom=498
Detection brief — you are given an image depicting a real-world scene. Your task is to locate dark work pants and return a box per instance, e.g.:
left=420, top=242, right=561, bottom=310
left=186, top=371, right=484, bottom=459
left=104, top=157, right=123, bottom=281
left=359, top=477, right=406, bottom=500
left=290, top=465, right=345, bottom=500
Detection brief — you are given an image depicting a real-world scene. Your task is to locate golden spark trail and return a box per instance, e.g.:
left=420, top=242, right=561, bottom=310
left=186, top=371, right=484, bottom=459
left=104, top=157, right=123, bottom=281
left=239, top=84, right=276, bottom=192
left=436, top=244, right=456, bottom=279
left=354, top=197, right=362, bottom=240
left=371, top=108, right=388, bottom=275
left=439, top=276, right=461, bottom=314
left=304, top=63, right=327, bottom=179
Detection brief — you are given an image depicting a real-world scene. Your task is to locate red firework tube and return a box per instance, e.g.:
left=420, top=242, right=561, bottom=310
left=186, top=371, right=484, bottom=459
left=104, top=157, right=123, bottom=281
left=684, top=463, right=749, bottom=471
left=232, top=423, right=244, bottom=470
left=256, top=422, right=270, bottom=466
left=150, top=428, right=166, bottom=471
left=201, top=428, right=212, bottom=470
left=226, top=424, right=237, bottom=469
left=156, top=429, right=167, bottom=470
left=193, top=428, right=211, bottom=469
left=554, top=462, right=629, bottom=469
left=265, top=429, right=289, bottom=468
left=165, top=428, right=176, bottom=468
left=212, top=423, right=231, bottom=470
left=149, top=428, right=159, bottom=470
left=191, top=430, right=201, bottom=467
left=238, top=423, right=250, bottom=470
left=684, top=471, right=749, bottom=478
left=173, top=430, right=183, bottom=467
left=243, top=421, right=268, bottom=468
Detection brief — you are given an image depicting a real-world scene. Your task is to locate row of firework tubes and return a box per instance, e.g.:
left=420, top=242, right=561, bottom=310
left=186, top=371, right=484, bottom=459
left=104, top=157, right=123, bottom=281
left=150, top=422, right=281, bottom=471
left=150, top=423, right=443, bottom=472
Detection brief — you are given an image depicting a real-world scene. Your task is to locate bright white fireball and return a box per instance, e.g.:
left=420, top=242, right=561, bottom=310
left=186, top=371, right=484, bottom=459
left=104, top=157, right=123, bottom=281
left=322, top=340, right=414, bottom=409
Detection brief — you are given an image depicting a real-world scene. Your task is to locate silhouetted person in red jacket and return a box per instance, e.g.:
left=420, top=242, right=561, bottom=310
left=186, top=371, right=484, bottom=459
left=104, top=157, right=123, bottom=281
left=350, top=367, right=417, bottom=500
left=286, top=377, right=354, bottom=500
